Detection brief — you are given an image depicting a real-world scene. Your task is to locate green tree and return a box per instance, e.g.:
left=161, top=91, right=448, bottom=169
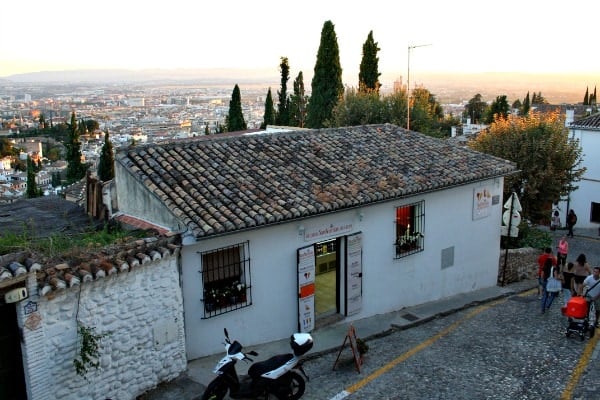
left=275, top=57, right=290, bottom=126
left=583, top=86, right=589, bottom=105
left=463, top=94, right=488, bottom=123
left=409, top=87, right=445, bottom=137
left=261, top=88, right=276, bottom=129
left=330, top=88, right=386, bottom=126
left=512, top=99, right=522, bottom=112
left=97, top=130, right=115, bottom=182
left=65, top=112, right=87, bottom=182
left=26, top=156, right=39, bottom=198
left=306, top=20, right=344, bottom=128
left=531, top=92, right=547, bottom=104
left=485, top=95, right=510, bottom=123
left=0, top=137, right=17, bottom=157
left=522, top=92, right=531, bottom=116
left=469, top=111, right=586, bottom=222
left=289, top=72, right=308, bottom=127
left=51, top=172, right=61, bottom=188
left=225, top=84, right=247, bottom=132
left=358, top=30, right=381, bottom=94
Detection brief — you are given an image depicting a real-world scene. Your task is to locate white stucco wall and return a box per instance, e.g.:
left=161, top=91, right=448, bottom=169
left=559, top=127, right=600, bottom=228
left=17, top=251, right=186, bottom=400
left=182, top=178, right=505, bottom=359
left=114, top=161, right=183, bottom=231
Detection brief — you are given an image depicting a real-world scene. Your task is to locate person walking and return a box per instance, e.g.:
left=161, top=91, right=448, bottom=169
left=567, top=209, right=577, bottom=238
left=583, top=266, right=600, bottom=326
left=574, top=253, right=592, bottom=295
left=537, top=247, right=557, bottom=298
left=562, top=262, right=576, bottom=306
left=557, top=236, right=569, bottom=269
left=541, top=259, right=561, bottom=314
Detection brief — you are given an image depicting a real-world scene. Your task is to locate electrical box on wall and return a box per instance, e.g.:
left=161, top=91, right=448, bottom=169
left=5, top=287, right=28, bottom=303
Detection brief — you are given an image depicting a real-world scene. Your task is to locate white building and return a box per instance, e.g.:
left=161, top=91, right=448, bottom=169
left=113, top=124, right=516, bottom=358
left=560, top=112, right=600, bottom=229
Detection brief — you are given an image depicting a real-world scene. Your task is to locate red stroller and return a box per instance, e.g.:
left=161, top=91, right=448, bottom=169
left=561, top=295, right=597, bottom=341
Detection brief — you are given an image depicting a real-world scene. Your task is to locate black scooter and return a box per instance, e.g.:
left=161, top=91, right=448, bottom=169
left=201, top=328, right=313, bottom=400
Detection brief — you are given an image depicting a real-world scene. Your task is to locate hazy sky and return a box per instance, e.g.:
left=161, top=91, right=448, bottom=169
left=1, top=0, right=598, bottom=83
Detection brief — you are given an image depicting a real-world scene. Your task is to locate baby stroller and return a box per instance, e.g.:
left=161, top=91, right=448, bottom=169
left=561, top=295, right=597, bottom=341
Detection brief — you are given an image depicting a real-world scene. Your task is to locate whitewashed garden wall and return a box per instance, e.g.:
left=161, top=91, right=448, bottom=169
left=16, top=243, right=186, bottom=400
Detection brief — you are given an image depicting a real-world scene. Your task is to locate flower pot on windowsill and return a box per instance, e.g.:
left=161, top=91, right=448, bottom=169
left=205, top=302, right=216, bottom=312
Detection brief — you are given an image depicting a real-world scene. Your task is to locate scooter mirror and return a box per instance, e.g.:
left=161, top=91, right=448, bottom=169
left=224, top=328, right=229, bottom=339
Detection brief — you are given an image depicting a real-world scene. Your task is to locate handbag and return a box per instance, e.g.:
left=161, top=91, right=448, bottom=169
left=546, top=267, right=562, bottom=293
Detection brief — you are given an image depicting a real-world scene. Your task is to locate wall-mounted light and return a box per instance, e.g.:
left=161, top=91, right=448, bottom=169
left=298, top=225, right=305, bottom=237
left=358, top=211, right=364, bottom=221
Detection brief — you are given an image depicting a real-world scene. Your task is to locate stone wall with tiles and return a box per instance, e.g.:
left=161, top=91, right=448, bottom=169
left=16, top=248, right=186, bottom=400
left=497, top=247, right=539, bottom=285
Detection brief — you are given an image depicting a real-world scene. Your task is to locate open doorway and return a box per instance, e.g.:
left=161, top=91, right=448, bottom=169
left=0, top=303, right=26, bottom=400
left=314, top=238, right=339, bottom=322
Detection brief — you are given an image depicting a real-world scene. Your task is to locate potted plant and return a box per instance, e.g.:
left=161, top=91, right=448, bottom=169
left=356, top=337, right=369, bottom=358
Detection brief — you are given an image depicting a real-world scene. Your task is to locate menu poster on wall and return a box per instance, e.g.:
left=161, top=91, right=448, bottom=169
left=472, top=186, right=492, bottom=220
left=346, top=233, right=363, bottom=316
left=297, top=245, right=316, bottom=332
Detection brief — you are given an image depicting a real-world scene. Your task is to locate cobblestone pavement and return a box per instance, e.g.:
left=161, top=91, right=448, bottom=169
left=300, top=290, right=597, bottom=400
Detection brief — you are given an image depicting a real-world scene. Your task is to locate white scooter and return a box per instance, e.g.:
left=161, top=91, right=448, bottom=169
left=201, top=328, right=313, bottom=400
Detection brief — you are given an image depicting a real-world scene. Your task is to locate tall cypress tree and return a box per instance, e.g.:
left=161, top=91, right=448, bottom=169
left=358, top=30, right=381, bottom=94
left=261, top=88, right=276, bottom=129
left=306, top=20, right=344, bottom=129
left=583, top=86, right=589, bottom=105
left=522, top=92, right=530, bottom=115
left=26, top=155, right=38, bottom=198
left=97, top=130, right=115, bottom=181
left=225, top=84, right=247, bottom=132
left=66, top=111, right=86, bottom=182
left=275, top=57, right=290, bottom=125
left=289, top=72, right=308, bottom=128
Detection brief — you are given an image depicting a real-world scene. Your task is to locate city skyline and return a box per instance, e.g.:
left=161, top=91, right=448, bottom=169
left=2, top=0, right=599, bottom=82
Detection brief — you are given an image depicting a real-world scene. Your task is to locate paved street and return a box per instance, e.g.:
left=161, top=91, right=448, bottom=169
left=300, top=289, right=595, bottom=399
left=296, top=229, right=600, bottom=400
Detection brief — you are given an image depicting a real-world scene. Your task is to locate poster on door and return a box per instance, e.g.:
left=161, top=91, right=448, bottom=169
left=297, top=245, right=316, bottom=332
left=346, top=233, right=363, bottom=316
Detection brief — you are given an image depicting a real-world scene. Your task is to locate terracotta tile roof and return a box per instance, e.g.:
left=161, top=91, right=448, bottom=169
left=571, top=112, right=600, bottom=130
left=0, top=235, right=181, bottom=296
left=117, top=124, right=517, bottom=239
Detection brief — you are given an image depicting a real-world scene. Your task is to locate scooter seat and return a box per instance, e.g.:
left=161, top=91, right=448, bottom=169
left=248, top=353, right=294, bottom=379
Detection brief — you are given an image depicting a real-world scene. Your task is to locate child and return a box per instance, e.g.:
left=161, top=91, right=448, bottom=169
left=551, top=210, right=561, bottom=231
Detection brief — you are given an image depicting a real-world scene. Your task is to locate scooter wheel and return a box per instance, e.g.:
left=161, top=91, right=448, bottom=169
left=201, top=379, right=229, bottom=400
left=274, top=371, right=306, bottom=400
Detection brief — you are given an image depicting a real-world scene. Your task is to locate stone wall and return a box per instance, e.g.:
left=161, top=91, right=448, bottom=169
left=497, top=247, right=538, bottom=285
left=17, top=247, right=186, bottom=400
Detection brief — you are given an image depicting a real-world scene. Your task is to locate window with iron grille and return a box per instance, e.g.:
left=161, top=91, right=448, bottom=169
left=394, top=201, right=425, bottom=258
left=200, top=241, right=251, bottom=318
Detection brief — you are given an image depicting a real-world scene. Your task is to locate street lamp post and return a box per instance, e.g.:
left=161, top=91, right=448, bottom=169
left=407, top=43, right=431, bottom=131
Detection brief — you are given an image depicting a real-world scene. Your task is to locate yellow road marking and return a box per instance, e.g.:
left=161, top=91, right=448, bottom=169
left=335, top=288, right=597, bottom=400
left=343, top=298, right=504, bottom=395
left=560, top=326, right=600, bottom=399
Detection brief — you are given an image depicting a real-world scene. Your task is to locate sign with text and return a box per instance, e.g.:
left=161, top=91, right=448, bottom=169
left=297, top=245, right=316, bottom=332
left=346, top=233, right=363, bottom=316
left=303, top=221, right=353, bottom=242
left=472, top=186, right=492, bottom=220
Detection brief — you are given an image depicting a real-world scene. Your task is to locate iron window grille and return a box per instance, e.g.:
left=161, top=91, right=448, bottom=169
left=394, top=201, right=425, bottom=258
left=199, top=241, right=252, bottom=318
